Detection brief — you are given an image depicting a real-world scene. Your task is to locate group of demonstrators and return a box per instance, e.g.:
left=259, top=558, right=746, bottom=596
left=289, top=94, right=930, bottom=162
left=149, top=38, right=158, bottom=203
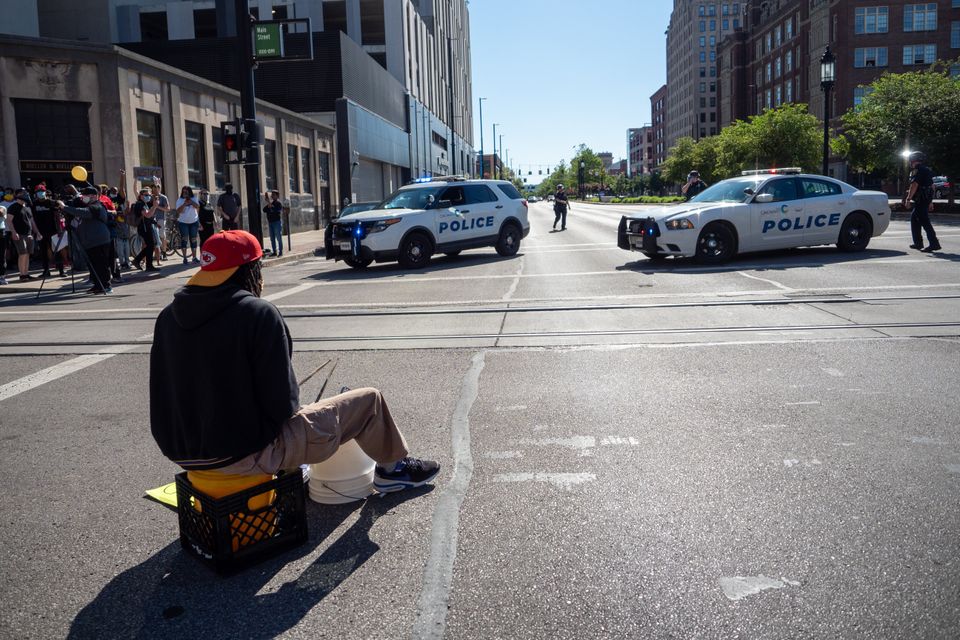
left=0, top=178, right=268, bottom=292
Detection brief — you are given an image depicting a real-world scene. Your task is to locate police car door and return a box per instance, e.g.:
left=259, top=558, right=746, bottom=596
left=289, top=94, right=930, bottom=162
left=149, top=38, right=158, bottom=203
left=435, top=186, right=467, bottom=245
left=797, top=178, right=845, bottom=245
left=750, top=177, right=804, bottom=250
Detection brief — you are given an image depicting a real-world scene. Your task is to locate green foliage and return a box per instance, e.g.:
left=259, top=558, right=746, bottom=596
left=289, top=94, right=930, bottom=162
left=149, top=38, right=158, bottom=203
left=834, top=60, right=960, bottom=182
left=661, top=104, right=824, bottom=184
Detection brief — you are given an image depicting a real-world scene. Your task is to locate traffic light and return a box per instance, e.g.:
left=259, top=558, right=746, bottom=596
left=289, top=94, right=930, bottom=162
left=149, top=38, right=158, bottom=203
left=221, top=119, right=246, bottom=165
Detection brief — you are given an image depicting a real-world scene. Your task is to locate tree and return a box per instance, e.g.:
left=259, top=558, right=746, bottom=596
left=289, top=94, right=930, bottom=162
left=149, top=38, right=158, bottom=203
left=834, top=60, right=960, bottom=201
left=661, top=104, right=825, bottom=185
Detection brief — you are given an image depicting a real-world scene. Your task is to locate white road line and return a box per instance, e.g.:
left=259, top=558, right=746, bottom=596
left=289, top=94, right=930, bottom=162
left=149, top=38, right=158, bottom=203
left=0, top=334, right=152, bottom=402
left=737, top=271, right=793, bottom=291
left=413, top=351, right=485, bottom=640
left=263, top=283, right=317, bottom=302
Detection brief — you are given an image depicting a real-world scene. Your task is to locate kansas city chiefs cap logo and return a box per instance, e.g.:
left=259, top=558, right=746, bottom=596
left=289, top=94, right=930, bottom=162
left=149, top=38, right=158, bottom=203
left=200, top=250, right=217, bottom=267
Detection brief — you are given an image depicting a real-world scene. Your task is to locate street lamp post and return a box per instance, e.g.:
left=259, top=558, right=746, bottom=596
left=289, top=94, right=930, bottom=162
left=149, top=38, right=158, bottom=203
left=820, top=46, right=836, bottom=177
left=492, top=123, right=499, bottom=179
left=498, top=135, right=504, bottom=179
left=478, top=98, right=486, bottom=178
left=578, top=160, right=585, bottom=200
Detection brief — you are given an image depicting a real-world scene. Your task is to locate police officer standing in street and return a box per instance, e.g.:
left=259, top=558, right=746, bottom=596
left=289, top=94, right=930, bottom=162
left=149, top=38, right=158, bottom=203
left=681, top=170, right=708, bottom=201
left=902, top=151, right=940, bottom=253
left=553, top=184, right=570, bottom=231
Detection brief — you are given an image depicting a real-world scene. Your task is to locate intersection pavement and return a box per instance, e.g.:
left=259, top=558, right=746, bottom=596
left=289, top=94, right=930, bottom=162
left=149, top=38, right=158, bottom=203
left=1, top=201, right=959, bottom=638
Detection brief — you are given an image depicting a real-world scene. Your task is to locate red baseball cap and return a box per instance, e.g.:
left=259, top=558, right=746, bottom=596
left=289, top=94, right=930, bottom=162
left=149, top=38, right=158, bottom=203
left=187, top=230, right=263, bottom=287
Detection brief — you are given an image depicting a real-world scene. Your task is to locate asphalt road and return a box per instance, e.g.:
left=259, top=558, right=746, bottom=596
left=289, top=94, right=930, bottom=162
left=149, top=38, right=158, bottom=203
left=1, top=201, right=958, bottom=639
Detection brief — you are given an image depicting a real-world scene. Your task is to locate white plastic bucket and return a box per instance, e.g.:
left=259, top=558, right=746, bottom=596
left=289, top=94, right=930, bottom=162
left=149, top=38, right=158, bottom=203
left=308, top=440, right=376, bottom=504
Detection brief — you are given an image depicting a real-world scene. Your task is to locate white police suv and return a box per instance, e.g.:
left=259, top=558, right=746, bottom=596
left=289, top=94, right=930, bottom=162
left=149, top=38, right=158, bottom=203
left=325, top=177, right=530, bottom=269
left=617, top=169, right=891, bottom=264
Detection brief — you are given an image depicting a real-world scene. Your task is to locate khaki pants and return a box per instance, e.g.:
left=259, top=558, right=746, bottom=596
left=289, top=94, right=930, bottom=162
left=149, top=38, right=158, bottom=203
left=212, top=388, right=410, bottom=476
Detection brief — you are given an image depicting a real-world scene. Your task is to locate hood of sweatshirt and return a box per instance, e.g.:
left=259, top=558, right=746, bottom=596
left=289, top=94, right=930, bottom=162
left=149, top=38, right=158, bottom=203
left=170, top=284, right=254, bottom=330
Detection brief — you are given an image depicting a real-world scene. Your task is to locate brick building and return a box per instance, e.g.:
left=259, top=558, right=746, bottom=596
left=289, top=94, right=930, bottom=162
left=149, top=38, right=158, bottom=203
left=718, top=0, right=960, bottom=176
left=650, top=84, right=669, bottom=169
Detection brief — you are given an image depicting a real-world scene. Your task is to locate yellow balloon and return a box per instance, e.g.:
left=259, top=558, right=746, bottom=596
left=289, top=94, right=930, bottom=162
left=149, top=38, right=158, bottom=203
left=71, top=166, right=88, bottom=181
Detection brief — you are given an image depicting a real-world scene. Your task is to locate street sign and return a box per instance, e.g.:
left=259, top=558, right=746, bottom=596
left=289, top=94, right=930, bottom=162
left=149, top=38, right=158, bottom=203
left=254, top=23, right=283, bottom=60
left=250, top=19, right=313, bottom=63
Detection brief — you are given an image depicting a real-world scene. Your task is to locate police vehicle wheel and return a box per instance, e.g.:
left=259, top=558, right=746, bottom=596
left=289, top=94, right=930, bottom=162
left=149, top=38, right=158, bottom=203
left=495, top=223, right=521, bottom=257
left=344, top=255, right=372, bottom=269
left=837, top=213, right=871, bottom=252
left=444, top=250, right=462, bottom=257
left=694, top=223, right=735, bottom=264
left=935, top=188, right=943, bottom=199
left=399, top=232, right=433, bottom=269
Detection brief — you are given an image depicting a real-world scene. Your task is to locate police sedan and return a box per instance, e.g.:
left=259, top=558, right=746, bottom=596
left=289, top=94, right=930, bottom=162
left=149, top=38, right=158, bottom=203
left=617, top=169, right=891, bottom=264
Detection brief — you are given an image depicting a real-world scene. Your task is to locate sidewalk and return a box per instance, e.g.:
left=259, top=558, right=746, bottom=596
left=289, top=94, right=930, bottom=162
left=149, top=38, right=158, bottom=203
left=0, top=228, right=327, bottom=295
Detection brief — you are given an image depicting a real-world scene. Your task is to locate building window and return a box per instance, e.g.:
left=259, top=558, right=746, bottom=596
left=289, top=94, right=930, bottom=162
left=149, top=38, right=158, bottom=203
left=952, top=21, right=960, bottom=48
left=785, top=19, right=793, bottom=39
left=699, top=5, right=705, bottom=16
left=709, top=4, right=717, bottom=16
left=756, top=40, right=762, bottom=59
left=300, top=148, right=312, bottom=193
left=136, top=110, right=162, bottom=168
left=710, top=35, right=716, bottom=46
left=853, top=86, right=874, bottom=109
left=700, top=20, right=706, bottom=32
left=710, top=111, right=716, bottom=121
left=756, top=69, right=762, bottom=86
left=710, top=50, right=716, bottom=61
left=700, top=36, right=706, bottom=47
left=855, top=7, right=889, bottom=34
left=700, top=97, right=707, bottom=108
left=139, top=10, right=168, bottom=41
left=287, top=144, right=299, bottom=192
left=854, top=47, right=888, bottom=67
left=710, top=19, right=716, bottom=31
left=765, top=89, right=772, bottom=109
left=775, top=57, right=782, bottom=77
left=211, top=127, right=225, bottom=190
left=700, top=128, right=706, bottom=138
left=700, top=81, right=706, bottom=92
left=184, top=121, right=206, bottom=188
left=710, top=66, right=717, bottom=77
left=700, top=113, right=706, bottom=123
left=774, top=25, right=782, bottom=47
left=700, top=51, right=706, bottom=62
left=765, top=32, right=772, bottom=52
left=709, top=97, right=716, bottom=107
left=903, top=44, right=936, bottom=65
left=775, top=85, right=782, bottom=106
left=264, top=139, right=277, bottom=192
left=785, top=80, right=793, bottom=103
left=193, top=8, right=217, bottom=38
left=786, top=50, right=793, bottom=71
left=700, top=66, right=706, bottom=77
left=765, top=62, right=772, bottom=82
left=904, top=4, right=937, bottom=32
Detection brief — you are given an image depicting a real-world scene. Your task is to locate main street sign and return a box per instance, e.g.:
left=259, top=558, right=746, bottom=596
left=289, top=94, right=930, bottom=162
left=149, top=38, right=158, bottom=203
left=251, top=19, right=313, bottom=63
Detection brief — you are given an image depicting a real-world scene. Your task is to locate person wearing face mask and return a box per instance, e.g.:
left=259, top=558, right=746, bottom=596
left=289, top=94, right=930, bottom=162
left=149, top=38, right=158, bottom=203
left=197, top=189, right=216, bottom=248
left=110, top=185, right=131, bottom=271
left=217, top=183, right=241, bottom=231
left=132, top=189, right=159, bottom=272
left=0, top=204, right=9, bottom=286
left=33, top=184, right=66, bottom=278
left=150, top=182, right=170, bottom=263
left=60, top=187, right=112, bottom=294
left=8, top=189, right=42, bottom=281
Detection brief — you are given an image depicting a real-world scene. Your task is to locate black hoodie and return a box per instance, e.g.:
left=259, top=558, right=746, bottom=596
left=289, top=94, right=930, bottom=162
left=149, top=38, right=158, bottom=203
left=150, top=284, right=299, bottom=469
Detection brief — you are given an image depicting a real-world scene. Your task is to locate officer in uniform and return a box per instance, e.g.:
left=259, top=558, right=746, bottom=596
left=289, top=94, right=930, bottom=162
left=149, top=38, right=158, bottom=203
left=553, top=184, right=570, bottom=231
left=902, top=151, right=940, bottom=253
left=682, top=170, right=708, bottom=201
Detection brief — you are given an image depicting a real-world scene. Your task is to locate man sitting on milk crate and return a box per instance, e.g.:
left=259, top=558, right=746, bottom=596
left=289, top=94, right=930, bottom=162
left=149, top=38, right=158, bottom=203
left=149, top=230, right=440, bottom=495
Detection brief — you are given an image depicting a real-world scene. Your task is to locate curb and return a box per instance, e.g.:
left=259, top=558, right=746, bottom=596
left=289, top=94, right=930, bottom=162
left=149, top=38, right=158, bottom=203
left=1, top=247, right=324, bottom=295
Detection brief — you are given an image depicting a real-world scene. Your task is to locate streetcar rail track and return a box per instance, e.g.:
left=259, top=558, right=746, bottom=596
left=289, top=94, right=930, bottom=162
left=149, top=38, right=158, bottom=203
left=0, top=292, right=957, bottom=323
left=2, top=320, right=958, bottom=349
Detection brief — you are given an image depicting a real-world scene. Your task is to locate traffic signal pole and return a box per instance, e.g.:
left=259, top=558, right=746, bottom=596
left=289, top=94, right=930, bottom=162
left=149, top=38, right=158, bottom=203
left=235, top=0, right=263, bottom=246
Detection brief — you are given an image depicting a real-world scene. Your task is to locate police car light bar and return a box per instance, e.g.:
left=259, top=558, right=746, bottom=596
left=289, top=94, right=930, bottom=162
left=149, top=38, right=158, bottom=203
left=741, top=168, right=802, bottom=176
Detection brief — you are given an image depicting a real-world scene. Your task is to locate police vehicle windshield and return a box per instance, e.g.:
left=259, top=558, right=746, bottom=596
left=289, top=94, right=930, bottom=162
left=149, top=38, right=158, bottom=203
left=688, top=177, right=765, bottom=204
left=379, top=186, right=445, bottom=210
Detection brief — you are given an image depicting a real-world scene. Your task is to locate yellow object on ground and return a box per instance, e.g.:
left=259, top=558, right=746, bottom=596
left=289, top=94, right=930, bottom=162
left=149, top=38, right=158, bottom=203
left=186, top=471, right=277, bottom=552
left=145, top=482, right=179, bottom=508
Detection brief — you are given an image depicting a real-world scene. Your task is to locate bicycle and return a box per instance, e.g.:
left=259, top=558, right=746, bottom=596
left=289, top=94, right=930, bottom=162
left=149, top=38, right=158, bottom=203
left=162, top=217, right=186, bottom=259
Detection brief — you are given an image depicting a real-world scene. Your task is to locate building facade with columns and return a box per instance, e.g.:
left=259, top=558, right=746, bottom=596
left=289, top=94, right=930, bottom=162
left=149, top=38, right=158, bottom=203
left=36, top=0, right=474, bottom=207
left=0, top=35, right=338, bottom=233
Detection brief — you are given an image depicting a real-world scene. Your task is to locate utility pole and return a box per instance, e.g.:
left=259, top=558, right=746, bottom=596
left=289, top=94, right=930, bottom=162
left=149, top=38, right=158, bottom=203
left=235, top=0, right=262, bottom=245
left=499, top=134, right=504, bottom=179
left=492, top=123, right=499, bottom=179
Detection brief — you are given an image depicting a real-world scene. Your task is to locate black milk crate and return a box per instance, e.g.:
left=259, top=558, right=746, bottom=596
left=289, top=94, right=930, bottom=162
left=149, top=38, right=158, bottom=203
left=175, top=471, right=308, bottom=574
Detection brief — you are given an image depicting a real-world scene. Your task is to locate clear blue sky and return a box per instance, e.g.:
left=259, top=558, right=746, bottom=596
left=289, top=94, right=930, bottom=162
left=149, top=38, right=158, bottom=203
left=469, top=0, right=671, bottom=180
